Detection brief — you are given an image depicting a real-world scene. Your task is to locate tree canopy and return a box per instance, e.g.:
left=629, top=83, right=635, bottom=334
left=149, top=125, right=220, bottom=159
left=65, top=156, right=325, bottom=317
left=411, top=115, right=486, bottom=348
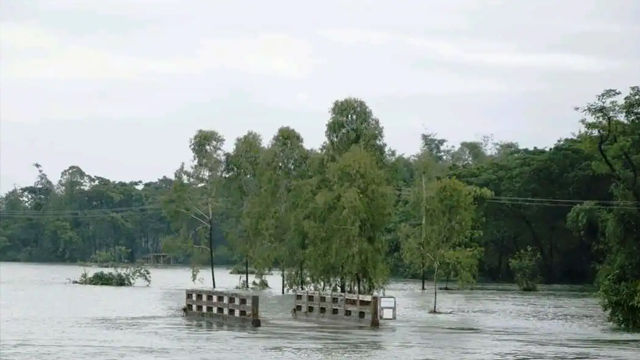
left=1, top=89, right=639, bottom=329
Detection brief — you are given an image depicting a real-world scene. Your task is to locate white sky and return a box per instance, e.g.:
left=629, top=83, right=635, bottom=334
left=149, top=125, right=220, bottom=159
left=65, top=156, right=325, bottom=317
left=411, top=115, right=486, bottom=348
left=1, top=0, right=638, bottom=193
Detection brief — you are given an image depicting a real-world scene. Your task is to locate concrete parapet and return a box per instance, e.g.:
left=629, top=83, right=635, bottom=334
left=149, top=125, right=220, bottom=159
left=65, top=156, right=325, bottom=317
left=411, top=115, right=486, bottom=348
left=292, top=291, right=397, bottom=327
left=185, top=289, right=261, bottom=327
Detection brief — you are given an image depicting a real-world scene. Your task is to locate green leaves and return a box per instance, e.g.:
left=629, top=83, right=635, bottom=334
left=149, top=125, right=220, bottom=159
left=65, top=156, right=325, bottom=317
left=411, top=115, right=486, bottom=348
left=324, top=98, right=387, bottom=166
left=160, top=130, right=229, bottom=288
left=509, top=246, right=542, bottom=291
left=399, top=173, right=488, bottom=307
left=317, top=145, right=395, bottom=292
left=570, top=87, right=640, bottom=330
left=73, top=265, right=152, bottom=287
left=224, top=131, right=268, bottom=285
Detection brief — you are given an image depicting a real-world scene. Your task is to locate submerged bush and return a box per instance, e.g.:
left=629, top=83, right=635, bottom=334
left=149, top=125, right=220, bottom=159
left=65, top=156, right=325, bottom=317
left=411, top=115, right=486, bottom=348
left=230, top=265, right=259, bottom=275
left=509, top=246, right=541, bottom=292
left=251, top=274, right=270, bottom=290
left=73, top=265, right=151, bottom=286
left=234, top=272, right=270, bottom=290
left=229, top=265, right=273, bottom=275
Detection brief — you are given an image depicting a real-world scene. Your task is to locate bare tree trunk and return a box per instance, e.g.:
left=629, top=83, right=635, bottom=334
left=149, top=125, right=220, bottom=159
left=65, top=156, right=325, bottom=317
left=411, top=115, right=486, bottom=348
left=299, top=260, right=305, bottom=290
left=209, top=219, right=216, bottom=289
left=421, top=174, right=428, bottom=293
left=244, top=256, right=249, bottom=289
left=281, top=267, right=285, bottom=294
left=432, top=265, right=439, bottom=313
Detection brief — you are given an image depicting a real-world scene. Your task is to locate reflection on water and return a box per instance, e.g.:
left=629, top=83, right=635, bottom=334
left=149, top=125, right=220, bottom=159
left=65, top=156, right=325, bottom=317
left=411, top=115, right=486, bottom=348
left=1, top=263, right=638, bottom=360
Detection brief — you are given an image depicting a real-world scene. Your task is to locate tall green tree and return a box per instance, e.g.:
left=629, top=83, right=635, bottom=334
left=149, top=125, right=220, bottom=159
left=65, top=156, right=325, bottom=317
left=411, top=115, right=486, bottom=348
left=162, top=129, right=227, bottom=288
left=224, top=131, right=266, bottom=288
left=314, top=146, right=394, bottom=293
left=260, top=127, right=310, bottom=293
left=568, top=87, right=640, bottom=330
left=324, top=98, right=387, bottom=165
left=402, top=177, right=490, bottom=312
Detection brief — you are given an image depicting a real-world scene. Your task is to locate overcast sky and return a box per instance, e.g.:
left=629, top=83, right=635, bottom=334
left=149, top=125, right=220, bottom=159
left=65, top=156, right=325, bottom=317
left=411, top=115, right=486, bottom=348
left=1, top=0, right=638, bottom=193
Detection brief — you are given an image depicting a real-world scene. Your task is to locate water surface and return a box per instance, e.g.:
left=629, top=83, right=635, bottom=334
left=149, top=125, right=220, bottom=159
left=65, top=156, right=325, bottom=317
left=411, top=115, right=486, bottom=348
left=1, top=263, right=638, bottom=359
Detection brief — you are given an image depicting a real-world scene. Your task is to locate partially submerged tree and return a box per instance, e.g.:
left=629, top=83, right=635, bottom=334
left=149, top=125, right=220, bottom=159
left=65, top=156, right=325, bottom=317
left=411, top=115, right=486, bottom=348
left=309, top=145, right=395, bottom=294
left=402, top=177, right=490, bottom=313
left=398, top=150, right=445, bottom=290
left=509, top=246, right=542, bottom=291
left=72, top=265, right=151, bottom=286
left=260, top=127, right=310, bottom=293
left=568, top=87, right=640, bottom=330
left=224, top=131, right=267, bottom=289
left=162, top=130, right=227, bottom=288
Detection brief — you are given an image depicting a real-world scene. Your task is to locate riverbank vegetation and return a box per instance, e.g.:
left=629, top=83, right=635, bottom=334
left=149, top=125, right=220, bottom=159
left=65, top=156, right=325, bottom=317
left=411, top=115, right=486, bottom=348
left=1, top=87, right=638, bottom=329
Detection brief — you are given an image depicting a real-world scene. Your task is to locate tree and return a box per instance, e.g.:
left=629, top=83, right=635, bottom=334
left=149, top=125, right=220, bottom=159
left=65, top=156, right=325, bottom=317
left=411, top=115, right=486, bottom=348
left=284, top=149, right=325, bottom=291
left=162, top=130, right=227, bottom=288
left=309, top=145, right=395, bottom=294
left=397, top=150, right=441, bottom=290
left=509, top=246, right=542, bottom=291
left=568, top=87, right=640, bottom=330
left=324, top=98, right=387, bottom=165
left=402, top=177, right=490, bottom=313
left=260, top=127, right=310, bottom=293
left=224, top=131, right=267, bottom=288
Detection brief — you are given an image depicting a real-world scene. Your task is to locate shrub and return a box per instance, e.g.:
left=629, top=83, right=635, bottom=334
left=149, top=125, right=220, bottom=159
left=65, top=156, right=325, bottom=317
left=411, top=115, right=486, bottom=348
left=509, top=246, right=541, bottom=291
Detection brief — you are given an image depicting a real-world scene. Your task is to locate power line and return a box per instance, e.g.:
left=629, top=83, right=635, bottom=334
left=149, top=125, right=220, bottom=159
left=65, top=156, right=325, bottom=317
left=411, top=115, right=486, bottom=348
left=486, top=199, right=638, bottom=210
left=397, top=189, right=640, bottom=206
left=0, top=195, right=637, bottom=219
left=0, top=205, right=160, bottom=215
left=0, top=209, right=165, bottom=219
left=490, top=196, right=640, bottom=205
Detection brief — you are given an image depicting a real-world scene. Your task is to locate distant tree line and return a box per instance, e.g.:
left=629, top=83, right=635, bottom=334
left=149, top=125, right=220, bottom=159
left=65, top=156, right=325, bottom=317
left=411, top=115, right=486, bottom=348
left=1, top=87, right=638, bottom=329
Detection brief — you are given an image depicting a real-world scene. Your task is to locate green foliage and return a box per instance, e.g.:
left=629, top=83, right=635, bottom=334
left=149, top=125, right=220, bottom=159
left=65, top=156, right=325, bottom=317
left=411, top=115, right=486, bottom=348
left=400, top=176, right=489, bottom=311
left=160, top=130, right=228, bottom=288
left=229, top=265, right=271, bottom=275
left=509, top=246, right=542, bottom=291
left=251, top=275, right=270, bottom=290
left=89, top=246, right=131, bottom=265
left=570, top=87, right=640, bottom=330
left=442, top=246, right=484, bottom=289
left=74, top=266, right=151, bottom=286
left=224, top=131, right=269, bottom=287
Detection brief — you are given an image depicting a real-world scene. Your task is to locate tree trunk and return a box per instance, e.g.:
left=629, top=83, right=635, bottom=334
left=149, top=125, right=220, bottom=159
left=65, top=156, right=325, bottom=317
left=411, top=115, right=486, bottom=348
left=421, top=174, right=428, bottom=292
left=209, top=219, right=216, bottom=289
left=299, top=260, right=305, bottom=290
left=281, top=268, right=285, bottom=294
left=245, top=256, right=249, bottom=289
left=432, top=265, right=438, bottom=313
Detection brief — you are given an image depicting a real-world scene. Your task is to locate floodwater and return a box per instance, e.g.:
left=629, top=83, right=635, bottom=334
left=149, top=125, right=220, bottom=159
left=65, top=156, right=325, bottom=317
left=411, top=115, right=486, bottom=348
left=0, top=263, right=638, bottom=360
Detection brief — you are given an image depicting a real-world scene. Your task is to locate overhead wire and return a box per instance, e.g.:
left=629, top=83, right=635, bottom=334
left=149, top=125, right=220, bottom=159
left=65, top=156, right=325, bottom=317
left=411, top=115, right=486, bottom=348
left=0, top=195, right=637, bottom=219
left=0, top=204, right=159, bottom=214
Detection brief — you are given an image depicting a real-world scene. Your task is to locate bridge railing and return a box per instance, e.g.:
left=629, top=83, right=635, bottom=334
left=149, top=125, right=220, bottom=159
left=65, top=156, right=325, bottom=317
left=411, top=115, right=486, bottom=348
left=293, top=290, right=397, bottom=327
left=185, top=289, right=261, bottom=327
